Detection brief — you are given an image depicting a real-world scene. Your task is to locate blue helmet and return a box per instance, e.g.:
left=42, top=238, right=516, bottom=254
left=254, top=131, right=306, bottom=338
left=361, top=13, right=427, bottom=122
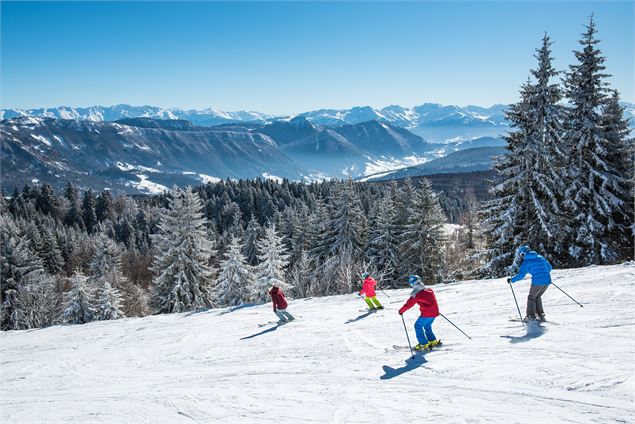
left=516, top=245, right=530, bottom=256
left=408, top=275, right=421, bottom=287
left=361, top=272, right=370, bottom=279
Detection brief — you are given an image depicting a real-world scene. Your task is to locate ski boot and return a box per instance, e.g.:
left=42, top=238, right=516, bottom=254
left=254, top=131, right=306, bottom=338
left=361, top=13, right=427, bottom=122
left=414, top=342, right=434, bottom=351
left=537, top=314, right=546, bottom=322
left=523, top=315, right=537, bottom=323
left=428, top=339, right=442, bottom=348
left=376, top=305, right=384, bottom=310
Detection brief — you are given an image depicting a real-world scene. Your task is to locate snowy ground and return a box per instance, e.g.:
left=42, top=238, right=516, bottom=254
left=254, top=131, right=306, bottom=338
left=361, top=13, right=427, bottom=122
left=1, top=263, right=634, bottom=423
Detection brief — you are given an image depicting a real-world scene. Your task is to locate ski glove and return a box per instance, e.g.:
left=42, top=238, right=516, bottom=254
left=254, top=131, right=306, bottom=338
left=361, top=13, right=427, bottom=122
left=507, top=278, right=511, bottom=284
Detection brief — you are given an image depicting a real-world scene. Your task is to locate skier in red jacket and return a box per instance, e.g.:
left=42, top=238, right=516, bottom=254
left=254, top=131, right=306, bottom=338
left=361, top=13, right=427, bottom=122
left=359, top=272, right=384, bottom=310
left=398, top=275, right=441, bottom=351
left=269, top=285, right=295, bottom=324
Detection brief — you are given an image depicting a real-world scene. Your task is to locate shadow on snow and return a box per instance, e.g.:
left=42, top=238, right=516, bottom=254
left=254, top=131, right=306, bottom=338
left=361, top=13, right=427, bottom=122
left=240, top=324, right=280, bottom=340
left=218, top=303, right=258, bottom=316
left=380, top=354, right=427, bottom=380
left=345, top=310, right=376, bottom=324
left=500, top=322, right=547, bottom=344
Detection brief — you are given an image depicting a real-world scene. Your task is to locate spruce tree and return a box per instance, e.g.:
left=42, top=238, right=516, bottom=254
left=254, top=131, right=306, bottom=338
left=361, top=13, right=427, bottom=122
left=89, top=234, right=127, bottom=319
left=62, top=270, right=95, bottom=325
left=562, top=17, right=628, bottom=265
left=213, top=236, right=255, bottom=306
left=399, top=179, right=446, bottom=282
left=253, top=224, right=290, bottom=303
left=82, top=190, right=98, bottom=234
left=326, top=180, right=367, bottom=259
left=0, top=215, right=53, bottom=329
left=94, top=281, right=125, bottom=320
left=600, top=90, right=634, bottom=260
left=242, top=215, right=262, bottom=266
left=150, top=187, right=214, bottom=313
left=482, top=35, right=567, bottom=275
left=366, top=193, right=399, bottom=281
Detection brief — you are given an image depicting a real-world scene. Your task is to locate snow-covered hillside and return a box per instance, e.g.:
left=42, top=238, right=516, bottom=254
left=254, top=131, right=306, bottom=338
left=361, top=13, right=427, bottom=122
left=1, top=263, right=634, bottom=423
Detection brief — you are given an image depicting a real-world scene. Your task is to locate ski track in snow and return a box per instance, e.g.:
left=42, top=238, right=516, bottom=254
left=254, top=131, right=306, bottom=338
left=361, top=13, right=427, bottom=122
left=1, top=264, right=634, bottom=423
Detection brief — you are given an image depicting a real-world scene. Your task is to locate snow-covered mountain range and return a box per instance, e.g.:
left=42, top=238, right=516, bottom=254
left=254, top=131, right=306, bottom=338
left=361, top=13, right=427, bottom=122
left=3, top=102, right=633, bottom=143
left=2, top=102, right=632, bottom=194
left=2, top=116, right=452, bottom=193
left=0, top=105, right=272, bottom=129
left=1, top=103, right=512, bottom=143
left=1, top=263, right=632, bottom=423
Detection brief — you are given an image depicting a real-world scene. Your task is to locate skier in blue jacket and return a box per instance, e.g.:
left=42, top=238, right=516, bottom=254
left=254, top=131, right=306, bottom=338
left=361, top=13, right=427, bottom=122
left=507, top=245, right=553, bottom=322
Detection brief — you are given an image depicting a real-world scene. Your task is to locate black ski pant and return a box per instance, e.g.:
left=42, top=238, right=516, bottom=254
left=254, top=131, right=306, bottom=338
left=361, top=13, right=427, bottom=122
left=526, top=284, right=549, bottom=318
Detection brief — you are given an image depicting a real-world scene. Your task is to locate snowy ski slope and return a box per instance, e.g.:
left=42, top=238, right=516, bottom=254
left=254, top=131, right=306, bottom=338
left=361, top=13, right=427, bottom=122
left=1, top=263, right=634, bottom=423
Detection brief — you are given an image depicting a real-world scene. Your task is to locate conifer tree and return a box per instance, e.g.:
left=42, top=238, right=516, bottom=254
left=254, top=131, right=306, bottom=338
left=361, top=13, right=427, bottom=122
left=242, top=215, right=262, bottom=266
left=600, top=90, right=634, bottom=260
left=89, top=234, right=127, bottom=319
left=562, top=16, right=629, bottom=265
left=94, top=281, right=125, bottom=320
left=482, top=35, right=566, bottom=274
left=62, top=270, right=95, bottom=325
left=0, top=215, right=53, bottom=329
left=213, top=236, right=255, bottom=306
left=253, top=224, right=290, bottom=303
left=150, top=187, right=214, bottom=313
left=82, top=190, right=98, bottom=234
left=366, top=193, right=399, bottom=281
left=326, top=180, right=367, bottom=259
left=399, top=179, right=446, bottom=282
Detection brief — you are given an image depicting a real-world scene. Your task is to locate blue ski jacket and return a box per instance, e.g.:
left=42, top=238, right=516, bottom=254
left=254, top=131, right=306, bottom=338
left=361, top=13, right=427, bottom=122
left=510, top=251, right=552, bottom=286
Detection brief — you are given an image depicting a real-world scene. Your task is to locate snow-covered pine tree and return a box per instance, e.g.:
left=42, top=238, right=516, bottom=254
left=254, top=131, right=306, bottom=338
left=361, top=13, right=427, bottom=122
left=89, top=234, right=127, bottom=320
left=307, top=196, right=331, bottom=263
left=82, top=190, right=98, bottom=234
left=242, top=215, right=262, bottom=266
left=150, top=186, right=214, bottom=313
left=288, top=249, right=311, bottom=298
left=600, top=90, right=634, bottom=260
left=62, top=270, right=95, bottom=325
left=562, top=17, right=630, bottom=265
left=399, top=179, right=446, bottom=282
left=0, top=215, right=54, bottom=329
left=253, top=224, right=290, bottom=303
left=326, top=180, right=367, bottom=259
left=482, top=35, right=567, bottom=275
left=94, top=281, right=125, bottom=320
left=213, top=236, right=255, bottom=306
left=366, top=193, right=399, bottom=283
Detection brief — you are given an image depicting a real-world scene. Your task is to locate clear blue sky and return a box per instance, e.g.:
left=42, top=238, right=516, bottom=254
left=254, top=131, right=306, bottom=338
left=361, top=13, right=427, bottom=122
left=1, top=1, right=632, bottom=114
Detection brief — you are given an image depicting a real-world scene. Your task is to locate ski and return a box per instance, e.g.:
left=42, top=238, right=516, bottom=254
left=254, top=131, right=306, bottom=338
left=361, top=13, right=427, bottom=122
left=509, top=317, right=558, bottom=325
left=257, top=321, right=279, bottom=327
left=388, top=341, right=444, bottom=352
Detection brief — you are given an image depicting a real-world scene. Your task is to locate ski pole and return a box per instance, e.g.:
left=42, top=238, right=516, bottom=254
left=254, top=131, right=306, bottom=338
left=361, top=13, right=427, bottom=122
left=439, top=313, right=472, bottom=340
left=550, top=281, right=583, bottom=308
left=379, top=289, right=391, bottom=298
left=507, top=278, right=525, bottom=328
left=400, top=314, right=415, bottom=359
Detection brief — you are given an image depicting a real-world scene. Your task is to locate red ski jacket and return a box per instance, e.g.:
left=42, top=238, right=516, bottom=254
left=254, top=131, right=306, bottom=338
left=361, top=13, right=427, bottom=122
left=359, top=276, right=377, bottom=298
left=399, top=287, right=439, bottom=317
left=269, top=286, right=288, bottom=311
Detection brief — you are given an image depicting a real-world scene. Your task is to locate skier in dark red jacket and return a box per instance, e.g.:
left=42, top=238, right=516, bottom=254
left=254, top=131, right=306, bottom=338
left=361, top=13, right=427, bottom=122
left=399, top=275, right=441, bottom=351
left=269, top=285, right=295, bottom=324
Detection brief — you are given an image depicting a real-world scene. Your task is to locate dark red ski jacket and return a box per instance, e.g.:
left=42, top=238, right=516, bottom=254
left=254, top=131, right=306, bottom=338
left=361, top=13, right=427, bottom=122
left=269, top=286, right=288, bottom=311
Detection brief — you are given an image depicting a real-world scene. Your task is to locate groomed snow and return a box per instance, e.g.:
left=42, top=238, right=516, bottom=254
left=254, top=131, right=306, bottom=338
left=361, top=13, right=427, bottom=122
left=1, top=263, right=633, bottom=423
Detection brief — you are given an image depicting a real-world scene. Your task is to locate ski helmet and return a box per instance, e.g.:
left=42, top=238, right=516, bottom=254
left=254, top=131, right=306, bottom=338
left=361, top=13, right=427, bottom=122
left=361, top=272, right=370, bottom=279
left=408, top=275, right=421, bottom=287
left=516, top=244, right=530, bottom=256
